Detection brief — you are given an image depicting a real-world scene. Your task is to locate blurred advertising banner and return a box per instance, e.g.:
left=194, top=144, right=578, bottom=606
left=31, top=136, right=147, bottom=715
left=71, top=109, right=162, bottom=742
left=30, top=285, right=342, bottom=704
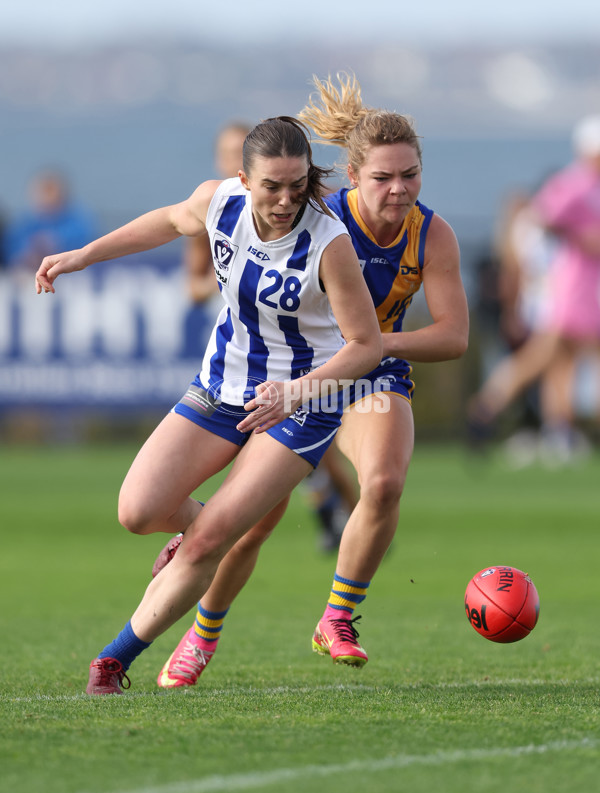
left=0, top=255, right=216, bottom=409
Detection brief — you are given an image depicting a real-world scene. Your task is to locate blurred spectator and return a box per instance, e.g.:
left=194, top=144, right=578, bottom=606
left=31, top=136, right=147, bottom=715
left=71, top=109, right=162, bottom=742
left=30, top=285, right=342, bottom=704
left=0, top=204, right=7, bottom=269
left=468, top=116, right=600, bottom=465
left=494, top=189, right=556, bottom=354
left=185, top=122, right=251, bottom=313
left=471, top=187, right=558, bottom=465
left=5, top=170, right=97, bottom=273
left=182, top=123, right=251, bottom=360
left=533, top=115, right=600, bottom=461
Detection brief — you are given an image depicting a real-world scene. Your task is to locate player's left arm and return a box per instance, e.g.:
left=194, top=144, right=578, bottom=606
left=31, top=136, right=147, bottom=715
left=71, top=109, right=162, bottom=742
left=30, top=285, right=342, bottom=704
left=382, top=214, right=469, bottom=362
left=35, top=181, right=219, bottom=294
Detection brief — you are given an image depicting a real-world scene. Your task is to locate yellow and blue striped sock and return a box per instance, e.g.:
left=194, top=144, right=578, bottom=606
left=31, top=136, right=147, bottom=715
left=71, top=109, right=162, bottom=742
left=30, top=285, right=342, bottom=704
left=324, top=573, right=370, bottom=620
left=190, top=604, right=229, bottom=651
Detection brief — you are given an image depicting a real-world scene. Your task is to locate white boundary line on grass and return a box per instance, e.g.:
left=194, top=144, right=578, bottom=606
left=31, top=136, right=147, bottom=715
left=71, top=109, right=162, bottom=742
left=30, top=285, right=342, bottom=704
left=104, top=738, right=598, bottom=793
left=5, top=677, right=600, bottom=704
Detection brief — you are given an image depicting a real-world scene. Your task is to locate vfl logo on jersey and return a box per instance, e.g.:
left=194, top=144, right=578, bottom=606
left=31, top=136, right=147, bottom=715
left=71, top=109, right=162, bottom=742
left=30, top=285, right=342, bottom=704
left=213, top=234, right=238, bottom=285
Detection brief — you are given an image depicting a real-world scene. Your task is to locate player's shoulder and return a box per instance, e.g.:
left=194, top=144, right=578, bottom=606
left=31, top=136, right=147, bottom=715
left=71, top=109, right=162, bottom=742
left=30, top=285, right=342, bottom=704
left=305, top=196, right=347, bottom=234
left=199, top=178, right=247, bottom=222
left=188, top=179, right=224, bottom=209
left=422, top=210, right=459, bottom=254
left=323, top=187, right=350, bottom=218
left=425, top=209, right=454, bottom=237
left=219, top=176, right=245, bottom=193
left=324, top=186, right=346, bottom=206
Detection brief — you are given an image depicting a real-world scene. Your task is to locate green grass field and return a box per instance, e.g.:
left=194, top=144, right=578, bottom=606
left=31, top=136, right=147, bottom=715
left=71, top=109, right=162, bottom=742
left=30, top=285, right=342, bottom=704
left=1, top=441, right=599, bottom=793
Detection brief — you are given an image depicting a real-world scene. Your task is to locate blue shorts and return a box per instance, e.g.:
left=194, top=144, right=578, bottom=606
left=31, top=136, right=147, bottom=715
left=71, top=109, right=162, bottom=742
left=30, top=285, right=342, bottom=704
left=341, top=357, right=414, bottom=409
left=172, top=377, right=342, bottom=468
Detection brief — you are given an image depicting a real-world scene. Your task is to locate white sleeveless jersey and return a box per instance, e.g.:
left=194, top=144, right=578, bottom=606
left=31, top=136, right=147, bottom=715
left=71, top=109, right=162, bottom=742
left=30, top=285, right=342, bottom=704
left=198, top=178, right=348, bottom=405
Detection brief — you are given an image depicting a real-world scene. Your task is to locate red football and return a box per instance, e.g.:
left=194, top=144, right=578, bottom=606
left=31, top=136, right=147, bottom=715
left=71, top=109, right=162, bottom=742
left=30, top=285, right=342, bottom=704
left=465, top=566, right=539, bottom=643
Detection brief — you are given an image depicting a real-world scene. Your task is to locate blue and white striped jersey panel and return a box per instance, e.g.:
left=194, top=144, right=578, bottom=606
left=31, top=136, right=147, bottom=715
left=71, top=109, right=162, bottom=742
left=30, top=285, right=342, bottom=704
left=199, top=178, right=348, bottom=405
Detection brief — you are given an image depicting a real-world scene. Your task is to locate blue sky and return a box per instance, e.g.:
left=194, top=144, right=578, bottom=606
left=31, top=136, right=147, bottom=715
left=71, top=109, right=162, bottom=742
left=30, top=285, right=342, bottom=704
left=1, top=0, right=599, bottom=46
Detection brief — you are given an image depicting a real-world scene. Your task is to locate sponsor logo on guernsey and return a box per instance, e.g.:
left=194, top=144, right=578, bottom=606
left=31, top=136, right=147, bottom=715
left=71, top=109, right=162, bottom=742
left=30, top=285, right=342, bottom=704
left=400, top=264, right=419, bottom=275
left=247, top=245, right=270, bottom=261
left=213, top=235, right=238, bottom=284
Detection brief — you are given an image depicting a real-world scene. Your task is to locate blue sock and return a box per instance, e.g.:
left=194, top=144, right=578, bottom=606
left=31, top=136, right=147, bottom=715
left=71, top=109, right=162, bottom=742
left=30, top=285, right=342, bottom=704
left=98, top=621, right=151, bottom=670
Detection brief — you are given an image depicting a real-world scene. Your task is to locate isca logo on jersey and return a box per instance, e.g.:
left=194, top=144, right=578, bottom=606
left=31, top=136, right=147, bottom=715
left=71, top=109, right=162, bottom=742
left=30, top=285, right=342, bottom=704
left=247, top=245, right=270, bottom=261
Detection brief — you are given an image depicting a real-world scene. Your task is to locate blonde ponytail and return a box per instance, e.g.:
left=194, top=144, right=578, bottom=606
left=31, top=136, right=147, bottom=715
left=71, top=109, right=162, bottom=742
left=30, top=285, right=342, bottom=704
left=298, top=72, right=368, bottom=148
left=298, top=72, right=422, bottom=174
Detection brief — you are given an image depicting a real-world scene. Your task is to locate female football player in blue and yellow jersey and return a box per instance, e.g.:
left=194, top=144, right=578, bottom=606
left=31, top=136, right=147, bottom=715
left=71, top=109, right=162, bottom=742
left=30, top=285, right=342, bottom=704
left=35, top=115, right=382, bottom=695
left=154, top=74, right=469, bottom=686
left=302, top=75, right=468, bottom=664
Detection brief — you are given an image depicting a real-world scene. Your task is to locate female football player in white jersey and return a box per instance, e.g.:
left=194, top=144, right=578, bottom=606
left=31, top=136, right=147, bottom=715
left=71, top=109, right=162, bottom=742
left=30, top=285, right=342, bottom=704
left=34, top=115, right=382, bottom=695
left=152, top=74, right=469, bottom=688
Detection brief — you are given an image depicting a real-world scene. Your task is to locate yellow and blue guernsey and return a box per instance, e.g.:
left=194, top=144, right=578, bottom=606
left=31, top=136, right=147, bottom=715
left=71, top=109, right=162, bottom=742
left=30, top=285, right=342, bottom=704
left=325, top=187, right=432, bottom=332
left=325, top=187, right=434, bottom=404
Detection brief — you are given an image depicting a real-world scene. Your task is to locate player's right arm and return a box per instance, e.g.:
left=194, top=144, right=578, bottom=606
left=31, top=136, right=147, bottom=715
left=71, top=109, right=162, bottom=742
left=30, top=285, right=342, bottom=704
left=35, top=180, right=221, bottom=294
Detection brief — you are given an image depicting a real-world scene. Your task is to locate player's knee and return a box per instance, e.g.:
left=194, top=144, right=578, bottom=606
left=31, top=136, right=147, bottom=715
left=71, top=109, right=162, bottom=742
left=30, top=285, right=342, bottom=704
left=117, top=496, right=155, bottom=536
left=362, top=470, right=404, bottom=509
left=181, top=531, right=228, bottom=567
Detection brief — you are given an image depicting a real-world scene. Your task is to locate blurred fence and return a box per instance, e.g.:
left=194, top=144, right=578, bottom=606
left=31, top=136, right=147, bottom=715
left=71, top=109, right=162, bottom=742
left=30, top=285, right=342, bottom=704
left=0, top=250, right=476, bottom=443
left=2, top=245, right=596, bottom=445
left=0, top=252, right=219, bottom=441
